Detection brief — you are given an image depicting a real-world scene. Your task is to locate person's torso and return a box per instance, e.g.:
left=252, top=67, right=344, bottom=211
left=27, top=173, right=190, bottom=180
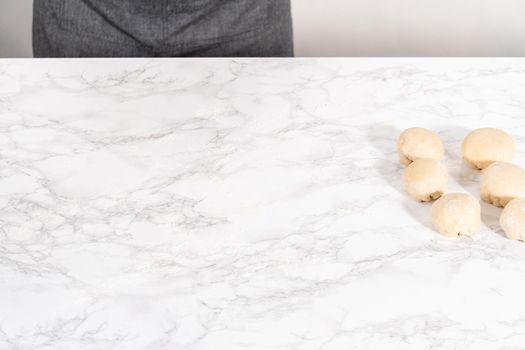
left=52, top=0, right=290, bottom=49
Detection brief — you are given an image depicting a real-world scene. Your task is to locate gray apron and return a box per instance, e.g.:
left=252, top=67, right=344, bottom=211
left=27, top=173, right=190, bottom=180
left=33, top=0, right=293, bottom=57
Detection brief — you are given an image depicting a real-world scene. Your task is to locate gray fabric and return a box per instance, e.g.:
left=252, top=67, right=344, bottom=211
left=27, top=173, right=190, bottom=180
left=33, top=0, right=293, bottom=57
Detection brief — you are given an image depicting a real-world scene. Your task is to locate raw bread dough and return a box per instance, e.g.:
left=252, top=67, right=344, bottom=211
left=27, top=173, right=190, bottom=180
left=461, top=128, right=515, bottom=169
left=431, top=193, right=481, bottom=237
left=500, top=198, right=525, bottom=241
left=397, top=127, right=444, bottom=166
left=480, top=162, right=525, bottom=207
left=403, top=159, right=448, bottom=201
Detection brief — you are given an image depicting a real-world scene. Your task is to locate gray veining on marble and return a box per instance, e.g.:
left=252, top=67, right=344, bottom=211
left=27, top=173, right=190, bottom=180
left=2, top=58, right=525, bottom=349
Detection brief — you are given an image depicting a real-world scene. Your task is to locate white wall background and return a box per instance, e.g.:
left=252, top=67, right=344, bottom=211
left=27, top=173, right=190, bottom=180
left=2, top=0, right=525, bottom=57
left=0, top=0, right=33, bottom=58
left=292, top=0, right=525, bottom=56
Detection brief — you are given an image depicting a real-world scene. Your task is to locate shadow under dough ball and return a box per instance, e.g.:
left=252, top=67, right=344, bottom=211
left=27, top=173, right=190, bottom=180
left=397, top=127, right=444, bottom=166
left=461, top=128, right=515, bottom=169
left=480, top=162, right=525, bottom=207
left=500, top=198, right=525, bottom=241
left=431, top=193, right=481, bottom=237
left=403, top=159, right=448, bottom=201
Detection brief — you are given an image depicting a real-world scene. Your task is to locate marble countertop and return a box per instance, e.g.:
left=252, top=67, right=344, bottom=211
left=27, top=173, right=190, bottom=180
left=2, top=58, right=525, bottom=349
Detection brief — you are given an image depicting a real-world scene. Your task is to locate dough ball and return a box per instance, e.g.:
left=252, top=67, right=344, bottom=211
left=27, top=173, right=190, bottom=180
left=480, top=162, right=525, bottom=207
left=431, top=193, right=481, bottom=237
left=397, top=127, right=444, bottom=166
left=461, top=128, right=515, bottom=169
left=500, top=198, right=525, bottom=241
left=403, top=159, right=448, bottom=201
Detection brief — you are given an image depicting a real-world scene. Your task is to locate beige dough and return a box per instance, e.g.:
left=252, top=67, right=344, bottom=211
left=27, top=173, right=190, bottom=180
left=397, top=127, right=444, bottom=166
left=500, top=198, right=525, bottom=241
left=480, top=162, right=525, bottom=207
left=431, top=193, right=481, bottom=237
left=461, top=128, right=515, bottom=169
left=403, top=159, right=448, bottom=201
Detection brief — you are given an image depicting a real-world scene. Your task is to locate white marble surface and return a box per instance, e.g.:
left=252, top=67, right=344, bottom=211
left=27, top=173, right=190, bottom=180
left=2, top=58, right=525, bottom=349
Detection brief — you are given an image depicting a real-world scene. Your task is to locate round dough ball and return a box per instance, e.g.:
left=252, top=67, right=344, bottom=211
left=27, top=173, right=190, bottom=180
left=403, top=159, right=448, bottom=201
left=500, top=198, right=525, bottom=241
left=397, top=127, right=444, bottom=166
left=431, top=193, right=481, bottom=237
left=461, top=128, right=515, bottom=169
left=480, top=162, right=525, bottom=207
